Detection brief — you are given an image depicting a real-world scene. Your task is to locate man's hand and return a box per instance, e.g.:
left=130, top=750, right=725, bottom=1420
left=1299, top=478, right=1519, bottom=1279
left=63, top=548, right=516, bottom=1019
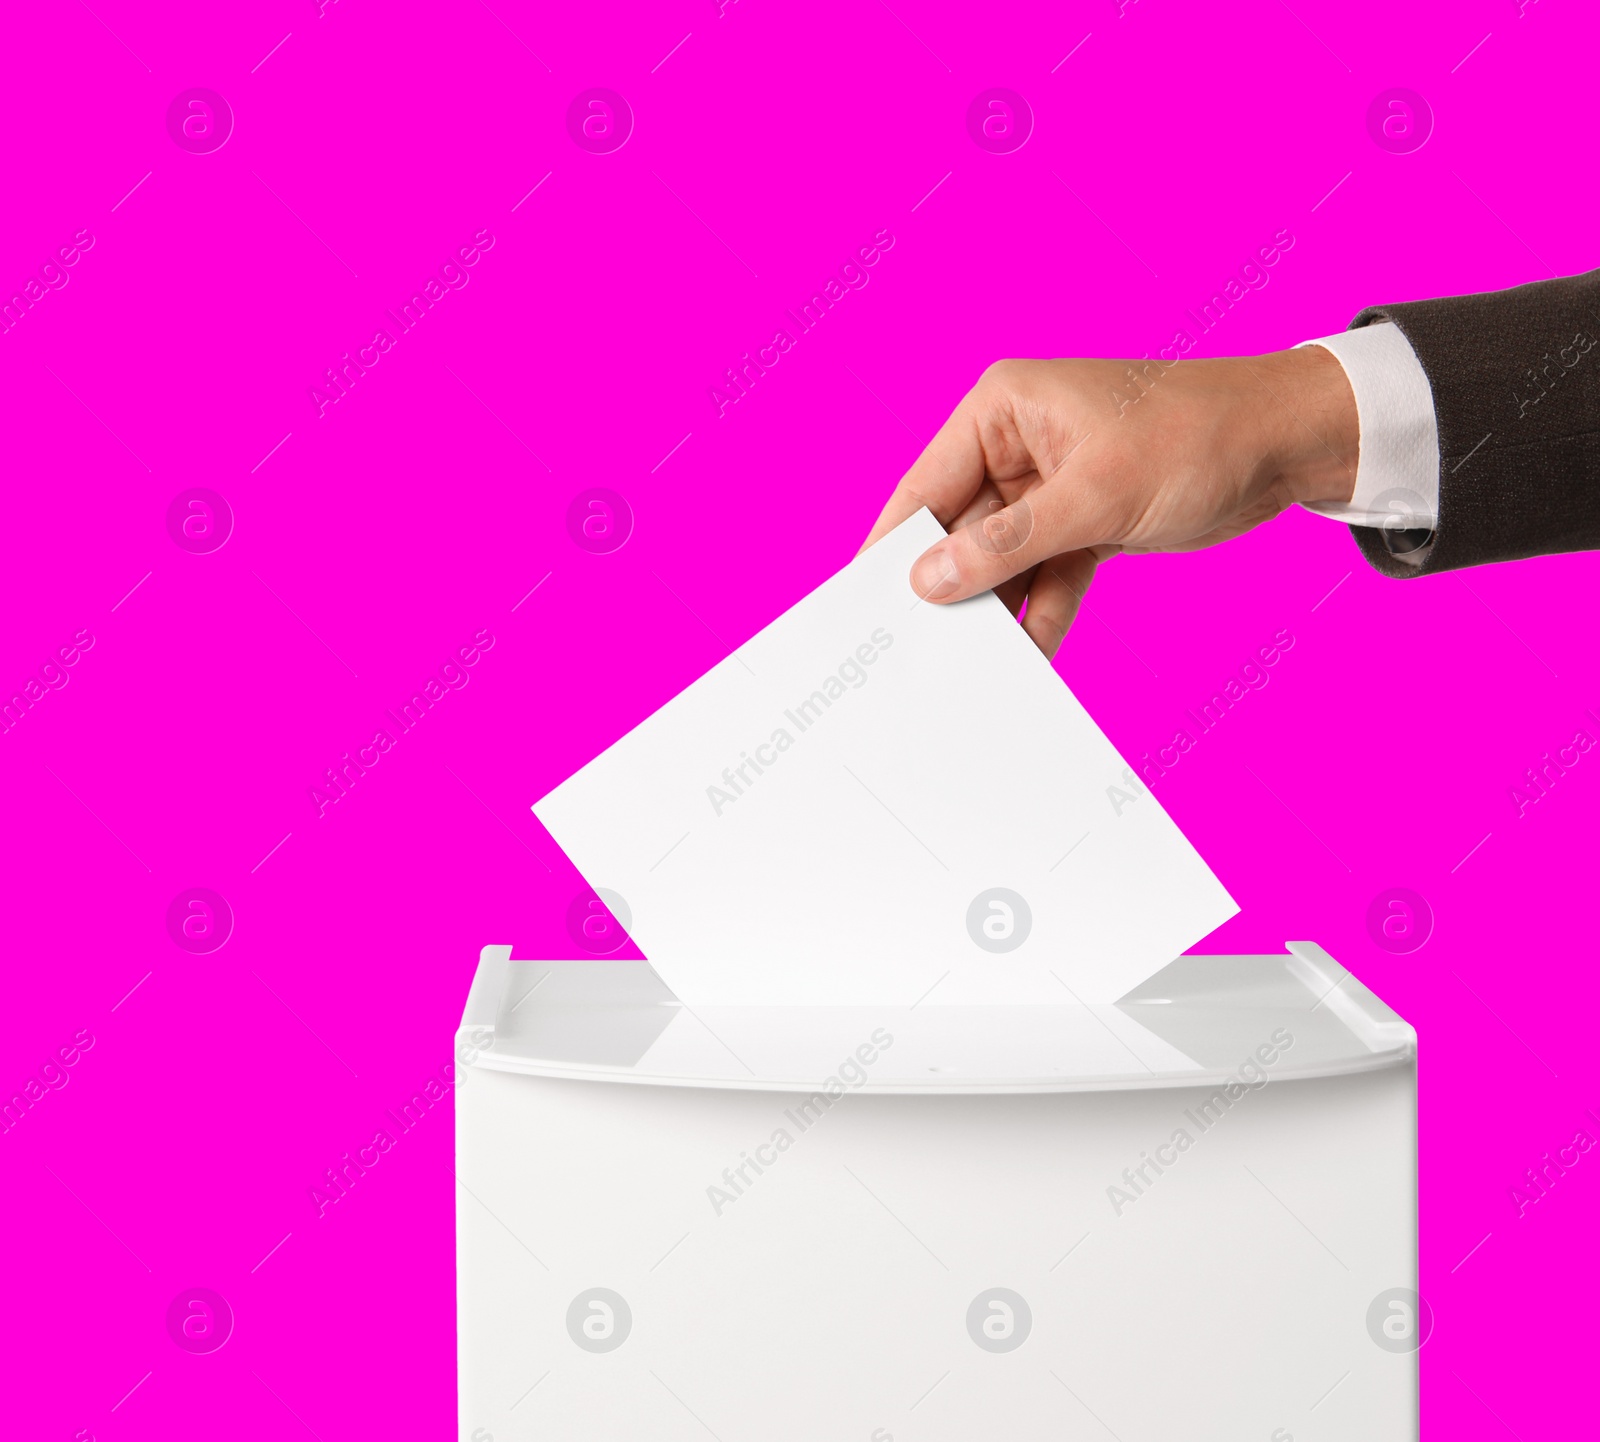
left=862, top=348, right=1360, bottom=658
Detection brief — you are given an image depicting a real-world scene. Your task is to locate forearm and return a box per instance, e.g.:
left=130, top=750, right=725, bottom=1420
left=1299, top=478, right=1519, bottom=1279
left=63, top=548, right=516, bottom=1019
left=1241, top=345, right=1362, bottom=512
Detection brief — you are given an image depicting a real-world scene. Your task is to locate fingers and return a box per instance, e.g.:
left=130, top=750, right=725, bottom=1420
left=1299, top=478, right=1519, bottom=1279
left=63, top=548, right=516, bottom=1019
left=909, top=488, right=1101, bottom=604
left=947, top=483, right=1028, bottom=616
left=944, top=477, right=1008, bottom=536
left=861, top=400, right=988, bottom=552
left=994, top=565, right=1038, bottom=619
left=1021, top=550, right=1101, bottom=659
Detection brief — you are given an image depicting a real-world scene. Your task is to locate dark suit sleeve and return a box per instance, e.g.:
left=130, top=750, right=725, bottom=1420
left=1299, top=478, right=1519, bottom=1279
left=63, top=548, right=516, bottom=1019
left=1344, top=269, right=1600, bottom=577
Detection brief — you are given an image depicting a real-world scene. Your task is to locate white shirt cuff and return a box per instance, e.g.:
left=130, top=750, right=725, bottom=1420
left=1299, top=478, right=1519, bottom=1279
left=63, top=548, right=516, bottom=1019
left=1296, top=322, right=1440, bottom=538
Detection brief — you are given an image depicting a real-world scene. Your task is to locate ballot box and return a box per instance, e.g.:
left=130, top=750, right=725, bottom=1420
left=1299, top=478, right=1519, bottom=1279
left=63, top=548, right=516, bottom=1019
left=455, top=941, right=1419, bottom=1441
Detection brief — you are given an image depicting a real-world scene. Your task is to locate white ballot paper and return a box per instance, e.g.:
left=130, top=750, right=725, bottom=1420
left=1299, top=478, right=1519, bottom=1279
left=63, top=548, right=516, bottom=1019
left=534, top=509, right=1236, bottom=1006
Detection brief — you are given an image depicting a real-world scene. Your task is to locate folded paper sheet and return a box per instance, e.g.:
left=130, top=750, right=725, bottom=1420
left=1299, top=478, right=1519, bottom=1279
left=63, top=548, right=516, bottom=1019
left=534, top=509, right=1237, bottom=1006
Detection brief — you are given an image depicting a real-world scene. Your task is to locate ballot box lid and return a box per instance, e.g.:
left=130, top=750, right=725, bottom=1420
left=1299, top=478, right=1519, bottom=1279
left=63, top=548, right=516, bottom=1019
left=455, top=942, right=1413, bottom=1095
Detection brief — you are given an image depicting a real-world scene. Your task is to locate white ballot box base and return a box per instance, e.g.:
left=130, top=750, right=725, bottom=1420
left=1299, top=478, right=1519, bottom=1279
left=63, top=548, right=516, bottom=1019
left=455, top=943, right=1419, bottom=1442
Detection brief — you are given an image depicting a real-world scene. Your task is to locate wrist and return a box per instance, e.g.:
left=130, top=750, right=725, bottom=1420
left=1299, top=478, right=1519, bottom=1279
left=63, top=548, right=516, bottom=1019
left=1242, top=346, right=1360, bottom=509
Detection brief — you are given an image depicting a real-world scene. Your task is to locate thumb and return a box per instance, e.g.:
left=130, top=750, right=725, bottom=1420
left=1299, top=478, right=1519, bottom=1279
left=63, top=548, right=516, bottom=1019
left=909, top=496, right=1094, bottom=603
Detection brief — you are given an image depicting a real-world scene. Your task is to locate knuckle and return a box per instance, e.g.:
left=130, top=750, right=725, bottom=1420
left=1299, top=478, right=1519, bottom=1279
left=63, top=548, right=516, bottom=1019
left=979, top=358, right=1025, bottom=390
left=1027, top=605, right=1073, bottom=653
left=972, top=496, right=1036, bottom=558
left=897, top=480, right=932, bottom=511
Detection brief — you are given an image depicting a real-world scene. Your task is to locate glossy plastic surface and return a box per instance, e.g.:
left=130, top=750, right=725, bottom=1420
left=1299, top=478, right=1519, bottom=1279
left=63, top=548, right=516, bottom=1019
left=458, top=941, right=1414, bottom=1094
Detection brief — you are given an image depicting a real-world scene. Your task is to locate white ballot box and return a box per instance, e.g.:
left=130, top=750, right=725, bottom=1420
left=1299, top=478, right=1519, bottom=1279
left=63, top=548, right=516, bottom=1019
left=455, top=942, right=1420, bottom=1442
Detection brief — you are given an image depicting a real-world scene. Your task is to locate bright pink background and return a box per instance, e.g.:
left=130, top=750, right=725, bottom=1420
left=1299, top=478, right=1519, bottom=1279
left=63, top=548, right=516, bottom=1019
left=2, top=0, right=1594, bottom=1435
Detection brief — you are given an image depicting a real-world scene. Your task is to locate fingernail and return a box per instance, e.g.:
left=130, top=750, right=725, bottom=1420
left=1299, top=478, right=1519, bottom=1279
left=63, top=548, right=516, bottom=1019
left=911, top=547, right=960, bottom=601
